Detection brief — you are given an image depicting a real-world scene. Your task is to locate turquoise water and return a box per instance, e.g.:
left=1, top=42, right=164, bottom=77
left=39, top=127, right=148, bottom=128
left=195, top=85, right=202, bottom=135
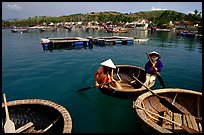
left=2, top=29, right=202, bottom=133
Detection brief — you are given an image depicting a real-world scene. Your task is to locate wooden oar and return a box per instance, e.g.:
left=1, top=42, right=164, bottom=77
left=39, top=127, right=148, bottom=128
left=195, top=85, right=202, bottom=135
left=145, top=52, right=166, bottom=88
left=76, top=82, right=110, bottom=92
left=3, top=93, right=16, bottom=133
left=132, top=76, right=184, bottom=114
left=134, top=105, right=199, bottom=133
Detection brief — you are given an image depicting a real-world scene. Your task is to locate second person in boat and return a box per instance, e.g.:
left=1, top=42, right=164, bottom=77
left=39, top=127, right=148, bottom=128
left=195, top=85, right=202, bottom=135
left=143, top=51, right=163, bottom=87
left=94, top=59, right=122, bottom=90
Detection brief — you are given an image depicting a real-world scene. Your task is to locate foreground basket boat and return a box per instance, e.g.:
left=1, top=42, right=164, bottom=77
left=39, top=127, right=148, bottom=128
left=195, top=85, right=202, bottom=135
left=133, top=88, right=202, bottom=133
left=97, top=65, right=155, bottom=98
left=2, top=99, right=72, bottom=133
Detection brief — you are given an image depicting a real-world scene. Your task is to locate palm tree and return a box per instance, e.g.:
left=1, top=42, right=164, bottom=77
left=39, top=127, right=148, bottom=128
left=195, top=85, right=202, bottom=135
left=194, top=9, right=198, bottom=15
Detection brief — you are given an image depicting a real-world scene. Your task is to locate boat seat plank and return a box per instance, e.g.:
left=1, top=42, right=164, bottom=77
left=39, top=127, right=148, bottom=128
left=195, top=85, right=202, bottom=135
left=184, top=114, right=199, bottom=131
left=115, top=80, right=134, bottom=89
left=15, top=122, right=34, bottom=133
left=23, top=126, right=35, bottom=133
left=187, top=115, right=199, bottom=131
left=195, top=117, right=202, bottom=132
left=162, top=111, right=173, bottom=130
left=184, top=115, right=193, bottom=129
left=23, top=127, right=44, bottom=133
left=36, top=129, right=44, bottom=133
left=173, top=113, right=182, bottom=132
left=182, top=114, right=188, bottom=126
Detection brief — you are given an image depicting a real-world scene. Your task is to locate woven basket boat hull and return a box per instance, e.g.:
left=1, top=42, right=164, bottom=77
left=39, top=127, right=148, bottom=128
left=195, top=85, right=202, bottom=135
left=2, top=99, right=72, bottom=133
left=97, top=65, right=155, bottom=98
left=133, top=88, right=202, bottom=133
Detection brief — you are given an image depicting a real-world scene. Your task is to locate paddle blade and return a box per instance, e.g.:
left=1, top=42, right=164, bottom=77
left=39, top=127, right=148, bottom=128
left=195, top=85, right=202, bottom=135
left=4, top=119, right=16, bottom=133
left=76, top=82, right=111, bottom=92
left=159, top=97, right=183, bottom=114
left=76, top=86, right=96, bottom=92
left=157, top=75, right=166, bottom=88
left=180, top=124, right=199, bottom=133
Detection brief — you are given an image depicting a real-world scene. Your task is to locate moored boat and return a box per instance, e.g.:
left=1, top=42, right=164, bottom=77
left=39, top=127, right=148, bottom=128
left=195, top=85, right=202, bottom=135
left=177, top=31, right=196, bottom=37
left=106, top=28, right=129, bottom=33
left=134, top=37, right=149, bottom=42
left=96, top=65, right=156, bottom=98
left=11, top=27, right=29, bottom=33
left=2, top=99, right=72, bottom=133
left=133, top=88, right=202, bottom=133
left=102, top=25, right=129, bottom=33
left=39, top=26, right=58, bottom=32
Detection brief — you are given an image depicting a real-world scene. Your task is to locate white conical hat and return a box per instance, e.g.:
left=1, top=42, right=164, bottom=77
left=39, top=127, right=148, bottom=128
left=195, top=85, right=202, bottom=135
left=149, top=51, right=160, bottom=57
left=100, top=59, right=116, bottom=69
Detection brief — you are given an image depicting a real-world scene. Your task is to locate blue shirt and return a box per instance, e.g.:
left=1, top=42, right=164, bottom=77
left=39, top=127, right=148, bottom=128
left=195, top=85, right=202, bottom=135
left=145, top=59, right=163, bottom=74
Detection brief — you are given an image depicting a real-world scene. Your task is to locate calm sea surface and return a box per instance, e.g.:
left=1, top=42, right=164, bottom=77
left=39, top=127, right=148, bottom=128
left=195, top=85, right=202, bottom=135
left=2, top=28, right=202, bottom=133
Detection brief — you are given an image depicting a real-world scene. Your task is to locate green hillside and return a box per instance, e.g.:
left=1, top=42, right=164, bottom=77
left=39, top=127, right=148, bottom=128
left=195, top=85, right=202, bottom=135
left=2, top=10, right=202, bottom=27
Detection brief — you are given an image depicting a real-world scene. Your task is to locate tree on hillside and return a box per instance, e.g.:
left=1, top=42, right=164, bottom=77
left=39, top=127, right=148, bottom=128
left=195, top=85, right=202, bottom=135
left=194, top=9, right=198, bottom=15
left=2, top=10, right=202, bottom=28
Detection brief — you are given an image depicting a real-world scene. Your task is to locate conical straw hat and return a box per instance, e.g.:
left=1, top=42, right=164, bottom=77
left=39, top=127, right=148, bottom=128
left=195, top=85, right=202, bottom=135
left=100, top=59, right=116, bottom=69
left=149, top=51, right=161, bottom=58
left=149, top=51, right=160, bottom=56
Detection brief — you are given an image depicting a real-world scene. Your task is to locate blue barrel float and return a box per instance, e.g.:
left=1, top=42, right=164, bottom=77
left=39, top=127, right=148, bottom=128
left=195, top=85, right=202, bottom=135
left=126, top=40, right=134, bottom=45
left=122, top=40, right=134, bottom=45
left=73, top=41, right=84, bottom=49
left=42, top=42, right=54, bottom=50
left=115, top=40, right=122, bottom=45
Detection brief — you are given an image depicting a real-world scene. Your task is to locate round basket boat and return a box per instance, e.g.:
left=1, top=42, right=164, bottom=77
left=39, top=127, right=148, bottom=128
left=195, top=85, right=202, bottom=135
left=97, top=65, right=156, bottom=98
left=133, top=88, right=202, bottom=133
left=2, top=99, right=72, bottom=133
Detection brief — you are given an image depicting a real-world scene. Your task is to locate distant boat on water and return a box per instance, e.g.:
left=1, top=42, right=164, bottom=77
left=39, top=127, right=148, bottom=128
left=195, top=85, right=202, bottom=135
left=10, top=26, right=29, bottom=33
left=149, top=26, right=156, bottom=33
left=38, top=26, right=58, bottom=32
left=102, top=25, right=129, bottom=33
left=176, top=30, right=196, bottom=37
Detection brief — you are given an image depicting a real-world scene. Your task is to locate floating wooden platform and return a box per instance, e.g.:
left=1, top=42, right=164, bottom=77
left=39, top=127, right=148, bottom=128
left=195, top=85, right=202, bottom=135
left=41, top=36, right=148, bottom=50
left=41, top=37, right=90, bottom=50
left=88, top=36, right=134, bottom=46
left=88, top=36, right=148, bottom=46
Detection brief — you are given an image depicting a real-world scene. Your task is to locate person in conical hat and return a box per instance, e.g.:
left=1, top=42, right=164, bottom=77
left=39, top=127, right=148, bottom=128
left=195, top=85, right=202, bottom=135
left=100, top=59, right=116, bottom=69
left=142, top=51, right=163, bottom=88
left=94, top=59, right=122, bottom=90
left=148, top=51, right=161, bottom=59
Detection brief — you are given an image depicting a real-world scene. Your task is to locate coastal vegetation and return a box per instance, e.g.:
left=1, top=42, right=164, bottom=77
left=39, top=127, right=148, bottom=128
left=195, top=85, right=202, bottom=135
left=2, top=10, right=202, bottom=27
